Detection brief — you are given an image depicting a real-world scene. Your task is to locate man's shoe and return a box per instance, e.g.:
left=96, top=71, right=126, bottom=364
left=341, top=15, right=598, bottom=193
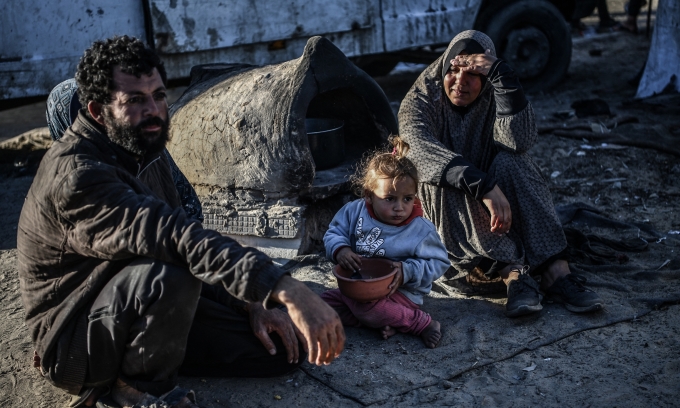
left=505, top=270, right=543, bottom=317
left=545, top=274, right=603, bottom=313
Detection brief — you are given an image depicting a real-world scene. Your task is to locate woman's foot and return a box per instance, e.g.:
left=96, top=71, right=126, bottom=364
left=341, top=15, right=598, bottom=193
left=110, top=379, right=198, bottom=408
left=420, top=320, right=441, bottom=348
left=381, top=325, right=397, bottom=340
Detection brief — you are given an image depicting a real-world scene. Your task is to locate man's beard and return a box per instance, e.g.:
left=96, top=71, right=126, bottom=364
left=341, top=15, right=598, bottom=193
left=103, top=109, right=170, bottom=157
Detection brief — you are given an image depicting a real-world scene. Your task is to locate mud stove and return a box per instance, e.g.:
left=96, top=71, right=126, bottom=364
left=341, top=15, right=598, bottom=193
left=168, top=37, right=398, bottom=258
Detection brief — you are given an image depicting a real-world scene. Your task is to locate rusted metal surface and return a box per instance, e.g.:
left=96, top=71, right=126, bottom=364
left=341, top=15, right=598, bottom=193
left=0, top=0, right=146, bottom=99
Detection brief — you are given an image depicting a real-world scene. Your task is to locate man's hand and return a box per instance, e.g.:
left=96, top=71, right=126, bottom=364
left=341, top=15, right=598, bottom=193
left=336, top=247, right=363, bottom=272
left=247, top=301, right=306, bottom=364
left=271, top=275, right=345, bottom=366
left=387, top=262, right=403, bottom=296
left=482, top=185, right=512, bottom=235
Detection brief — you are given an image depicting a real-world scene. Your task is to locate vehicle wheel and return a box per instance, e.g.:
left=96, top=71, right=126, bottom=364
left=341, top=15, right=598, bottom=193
left=481, top=0, right=572, bottom=92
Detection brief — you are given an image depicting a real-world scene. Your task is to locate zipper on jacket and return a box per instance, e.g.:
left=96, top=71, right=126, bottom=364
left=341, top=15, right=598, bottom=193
left=137, top=155, right=161, bottom=178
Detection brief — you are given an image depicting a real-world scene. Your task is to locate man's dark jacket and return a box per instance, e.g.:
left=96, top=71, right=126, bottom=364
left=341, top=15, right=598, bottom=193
left=17, top=111, right=285, bottom=379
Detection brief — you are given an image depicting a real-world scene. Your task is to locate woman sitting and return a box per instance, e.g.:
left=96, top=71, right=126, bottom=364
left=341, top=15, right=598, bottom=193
left=398, top=30, right=602, bottom=317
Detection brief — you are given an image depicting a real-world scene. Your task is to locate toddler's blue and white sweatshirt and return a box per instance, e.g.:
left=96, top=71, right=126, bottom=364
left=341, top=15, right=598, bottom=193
left=324, top=198, right=450, bottom=305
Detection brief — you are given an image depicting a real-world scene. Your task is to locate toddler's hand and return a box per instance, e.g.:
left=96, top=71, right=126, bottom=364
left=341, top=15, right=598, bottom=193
left=387, top=262, right=403, bottom=296
left=336, top=247, right=363, bottom=272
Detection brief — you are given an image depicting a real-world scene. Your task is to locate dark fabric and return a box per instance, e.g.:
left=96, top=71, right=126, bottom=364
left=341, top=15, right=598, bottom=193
left=627, top=0, right=644, bottom=16
left=40, top=311, right=90, bottom=394
left=563, top=228, right=649, bottom=265
left=477, top=257, right=510, bottom=279
left=554, top=202, right=662, bottom=237
left=440, top=156, right=497, bottom=200
left=136, top=152, right=183, bottom=209
left=180, top=284, right=304, bottom=378
left=18, top=111, right=287, bottom=392
left=597, top=0, right=614, bottom=24
left=572, top=0, right=598, bottom=22
left=163, top=150, right=204, bottom=222
left=41, top=259, right=202, bottom=395
left=46, top=79, right=81, bottom=141
left=487, top=60, right=528, bottom=116
left=86, top=259, right=202, bottom=395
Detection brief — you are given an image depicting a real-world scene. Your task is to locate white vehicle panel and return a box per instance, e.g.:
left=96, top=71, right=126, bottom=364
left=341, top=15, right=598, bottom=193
left=381, top=0, right=482, bottom=52
left=1, top=0, right=146, bottom=99
left=150, top=0, right=377, bottom=54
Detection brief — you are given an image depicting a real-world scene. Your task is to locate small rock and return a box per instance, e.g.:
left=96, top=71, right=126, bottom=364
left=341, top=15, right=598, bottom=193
left=442, top=380, right=454, bottom=389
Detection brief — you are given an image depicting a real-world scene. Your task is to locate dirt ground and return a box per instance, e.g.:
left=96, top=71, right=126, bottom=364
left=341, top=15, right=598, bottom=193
left=1, top=5, right=679, bottom=408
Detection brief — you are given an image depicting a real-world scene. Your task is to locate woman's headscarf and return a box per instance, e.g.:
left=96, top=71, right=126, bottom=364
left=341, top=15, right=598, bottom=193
left=46, top=78, right=82, bottom=141
left=439, top=30, right=497, bottom=93
left=440, top=30, right=496, bottom=81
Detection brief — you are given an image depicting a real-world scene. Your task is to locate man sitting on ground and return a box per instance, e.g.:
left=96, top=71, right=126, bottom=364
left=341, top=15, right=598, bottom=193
left=18, top=35, right=344, bottom=408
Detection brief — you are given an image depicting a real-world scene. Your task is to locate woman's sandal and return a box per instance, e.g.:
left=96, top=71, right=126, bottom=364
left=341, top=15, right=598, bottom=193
left=95, top=386, right=199, bottom=408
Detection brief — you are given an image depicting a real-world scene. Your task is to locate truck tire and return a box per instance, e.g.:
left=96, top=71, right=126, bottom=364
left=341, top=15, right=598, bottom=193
left=481, top=0, right=572, bottom=92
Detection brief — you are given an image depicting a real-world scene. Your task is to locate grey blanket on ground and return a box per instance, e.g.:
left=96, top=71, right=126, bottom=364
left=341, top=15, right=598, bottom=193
left=287, top=203, right=680, bottom=405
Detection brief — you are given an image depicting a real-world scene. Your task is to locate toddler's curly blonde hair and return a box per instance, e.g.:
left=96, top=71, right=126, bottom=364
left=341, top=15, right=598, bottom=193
left=352, top=135, right=419, bottom=197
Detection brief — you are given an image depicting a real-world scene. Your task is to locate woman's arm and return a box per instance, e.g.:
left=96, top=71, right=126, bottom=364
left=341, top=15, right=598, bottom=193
left=488, top=60, right=537, bottom=153
left=456, top=52, right=537, bottom=154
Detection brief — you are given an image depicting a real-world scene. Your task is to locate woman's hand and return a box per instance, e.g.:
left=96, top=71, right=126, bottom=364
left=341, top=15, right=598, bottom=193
left=482, top=185, right=512, bottom=235
left=387, top=262, right=404, bottom=296
left=451, top=49, right=497, bottom=77
left=336, top=247, right=363, bottom=272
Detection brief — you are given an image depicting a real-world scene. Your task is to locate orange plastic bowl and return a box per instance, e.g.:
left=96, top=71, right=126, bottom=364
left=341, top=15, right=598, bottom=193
left=332, top=258, right=397, bottom=303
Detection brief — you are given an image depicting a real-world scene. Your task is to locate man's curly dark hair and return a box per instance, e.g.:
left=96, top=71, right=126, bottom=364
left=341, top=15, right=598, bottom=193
left=75, top=35, right=167, bottom=108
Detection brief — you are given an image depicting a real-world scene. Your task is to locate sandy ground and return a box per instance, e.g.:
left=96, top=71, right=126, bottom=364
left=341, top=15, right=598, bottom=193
left=1, top=5, right=679, bottom=408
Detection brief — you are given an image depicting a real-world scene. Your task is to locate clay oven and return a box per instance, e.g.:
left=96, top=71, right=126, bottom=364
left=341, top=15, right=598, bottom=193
left=168, top=36, right=398, bottom=258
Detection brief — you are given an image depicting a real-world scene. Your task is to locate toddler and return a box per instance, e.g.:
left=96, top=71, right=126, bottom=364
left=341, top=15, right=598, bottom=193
left=321, top=137, right=450, bottom=348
